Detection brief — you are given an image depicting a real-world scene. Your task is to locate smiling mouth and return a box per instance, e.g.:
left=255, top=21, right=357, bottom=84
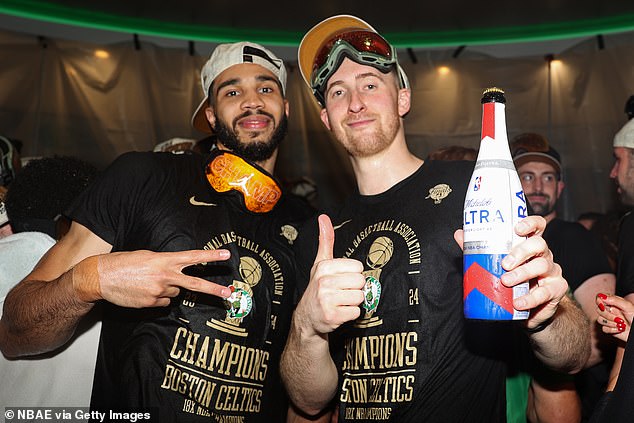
left=238, top=116, right=271, bottom=131
left=528, top=194, right=548, bottom=202
left=346, top=118, right=374, bottom=128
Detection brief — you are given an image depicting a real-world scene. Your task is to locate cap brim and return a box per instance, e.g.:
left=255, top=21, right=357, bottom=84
left=298, top=15, right=375, bottom=89
left=191, top=96, right=213, bottom=134
left=514, top=152, right=562, bottom=173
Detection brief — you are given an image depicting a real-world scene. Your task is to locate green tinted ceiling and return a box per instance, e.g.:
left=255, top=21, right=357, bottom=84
left=2, top=0, right=634, bottom=47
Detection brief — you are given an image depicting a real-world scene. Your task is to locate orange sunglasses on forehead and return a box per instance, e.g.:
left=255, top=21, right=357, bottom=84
left=205, top=150, right=282, bottom=213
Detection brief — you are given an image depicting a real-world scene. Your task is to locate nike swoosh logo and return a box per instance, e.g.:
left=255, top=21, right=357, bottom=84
left=189, top=196, right=217, bottom=207
left=333, top=219, right=352, bottom=230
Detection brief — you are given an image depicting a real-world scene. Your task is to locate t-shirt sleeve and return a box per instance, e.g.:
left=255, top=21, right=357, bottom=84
left=66, top=152, right=159, bottom=247
left=617, top=213, right=634, bottom=297
left=291, top=215, right=319, bottom=305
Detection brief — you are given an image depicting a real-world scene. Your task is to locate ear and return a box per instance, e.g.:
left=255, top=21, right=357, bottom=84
left=556, top=180, right=565, bottom=198
left=284, top=99, right=290, bottom=119
left=204, top=107, right=216, bottom=129
left=397, top=88, right=411, bottom=117
left=320, top=108, right=331, bottom=130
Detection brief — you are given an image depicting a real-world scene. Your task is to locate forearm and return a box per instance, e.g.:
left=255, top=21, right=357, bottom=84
left=0, top=257, right=96, bottom=357
left=529, top=296, right=591, bottom=373
left=573, top=273, right=615, bottom=368
left=606, top=345, right=625, bottom=391
left=527, top=376, right=581, bottom=423
left=281, top=314, right=338, bottom=416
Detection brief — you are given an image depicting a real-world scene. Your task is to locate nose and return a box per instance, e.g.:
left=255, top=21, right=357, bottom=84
left=609, top=161, right=618, bottom=179
left=348, top=90, right=366, bottom=114
left=241, top=90, right=264, bottom=110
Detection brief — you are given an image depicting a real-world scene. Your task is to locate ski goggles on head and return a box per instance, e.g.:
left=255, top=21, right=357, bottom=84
left=205, top=150, right=281, bottom=214
left=310, top=29, right=400, bottom=105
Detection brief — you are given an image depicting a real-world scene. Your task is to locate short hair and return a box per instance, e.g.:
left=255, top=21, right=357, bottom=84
left=4, top=156, right=98, bottom=236
left=427, top=145, right=478, bottom=161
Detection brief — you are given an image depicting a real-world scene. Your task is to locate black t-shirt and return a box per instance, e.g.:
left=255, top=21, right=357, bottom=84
left=616, top=212, right=634, bottom=297
left=543, top=218, right=613, bottom=422
left=294, top=160, right=507, bottom=422
left=543, top=218, right=612, bottom=293
left=590, top=212, right=634, bottom=422
left=68, top=151, right=314, bottom=422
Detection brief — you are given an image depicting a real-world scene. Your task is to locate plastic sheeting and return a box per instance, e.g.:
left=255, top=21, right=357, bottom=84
left=1, top=28, right=633, bottom=218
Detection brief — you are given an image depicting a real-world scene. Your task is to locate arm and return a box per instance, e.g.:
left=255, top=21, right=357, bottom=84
left=456, top=216, right=590, bottom=372
left=0, top=221, right=232, bottom=357
left=527, top=372, right=581, bottom=423
left=497, top=216, right=590, bottom=372
left=607, top=346, right=625, bottom=392
left=281, top=215, right=365, bottom=416
left=573, top=273, right=616, bottom=367
left=526, top=295, right=590, bottom=373
left=0, top=222, right=109, bottom=356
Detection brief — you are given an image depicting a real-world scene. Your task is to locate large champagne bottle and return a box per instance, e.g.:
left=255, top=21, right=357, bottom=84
left=463, top=88, right=529, bottom=320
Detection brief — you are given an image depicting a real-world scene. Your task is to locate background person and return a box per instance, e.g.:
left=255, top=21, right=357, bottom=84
left=511, top=133, right=615, bottom=422
left=589, top=117, right=634, bottom=422
left=0, top=155, right=99, bottom=407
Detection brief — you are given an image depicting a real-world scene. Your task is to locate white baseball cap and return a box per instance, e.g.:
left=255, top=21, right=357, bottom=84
left=614, top=118, right=634, bottom=149
left=191, top=42, right=287, bottom=133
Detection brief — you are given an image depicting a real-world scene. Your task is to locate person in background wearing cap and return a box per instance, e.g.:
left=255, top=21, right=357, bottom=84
left=281, top=15, right=590, bottom=422
left=590, top=117, right=634, bottom=422
left=510, top=133, right=615, bottom=423
left=0, top=42, right=314, bottom=421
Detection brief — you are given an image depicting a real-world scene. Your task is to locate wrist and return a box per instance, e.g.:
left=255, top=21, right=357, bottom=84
left=525, top=315, right=554, bottom=334
left=71, top=255, right=102, bottom=303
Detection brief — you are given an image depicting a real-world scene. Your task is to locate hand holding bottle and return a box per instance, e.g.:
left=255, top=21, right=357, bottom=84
left=457, top=214, right=568, bottom=328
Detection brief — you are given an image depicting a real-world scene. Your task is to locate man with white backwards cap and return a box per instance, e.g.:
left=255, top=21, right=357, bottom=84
left=281, top=14, right=590, bottom=422
left=0, top=42, right=313, bottom=421
left=591, top=117, right=634, bottom=423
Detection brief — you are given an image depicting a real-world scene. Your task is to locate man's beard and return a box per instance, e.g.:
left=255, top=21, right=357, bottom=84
left=527, top=194, right=555, bottom=217
left=619, top=186, right=634, bottom=207
left=213, top=111, right=288, bottom=163
left=336, top=112, right=400, bottom=158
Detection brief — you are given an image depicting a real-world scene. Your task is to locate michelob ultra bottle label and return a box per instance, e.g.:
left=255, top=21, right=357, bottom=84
left=463, top=153, right=529, bottom=320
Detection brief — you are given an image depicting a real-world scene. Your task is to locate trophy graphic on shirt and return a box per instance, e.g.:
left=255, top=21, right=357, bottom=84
left=355, top=236, right=394, bottom=329
left=207, top=255, right=261, bottom=337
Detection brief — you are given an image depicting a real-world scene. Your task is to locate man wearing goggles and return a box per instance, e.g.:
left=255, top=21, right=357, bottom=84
left=0, top=42, right=314, bottom=421
left=282, top=15, right=590, bottom=422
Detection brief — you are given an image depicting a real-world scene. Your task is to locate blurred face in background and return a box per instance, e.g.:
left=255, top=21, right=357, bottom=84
left=610, top=147, right=634, bottom=207
left=518, top=161, right=564, bottom=222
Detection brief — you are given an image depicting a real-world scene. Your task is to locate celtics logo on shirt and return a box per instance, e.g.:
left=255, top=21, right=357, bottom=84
left=226, top=287, right=252, bottom=319
left=363, top=276, right=381, bottom=312
left=207, top=255, right=262, bottom=337
left=356, top=236, right=394, bottom=328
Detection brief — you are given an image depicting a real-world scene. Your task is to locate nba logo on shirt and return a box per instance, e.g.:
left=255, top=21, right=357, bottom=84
left=473, top=176, right=482, bottom=191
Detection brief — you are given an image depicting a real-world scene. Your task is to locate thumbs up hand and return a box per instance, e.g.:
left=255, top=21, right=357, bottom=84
left=295, top=214, right=366, bottom=336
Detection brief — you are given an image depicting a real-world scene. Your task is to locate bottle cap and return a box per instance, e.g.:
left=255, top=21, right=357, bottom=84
left=481, top=87, right=506, bottom=104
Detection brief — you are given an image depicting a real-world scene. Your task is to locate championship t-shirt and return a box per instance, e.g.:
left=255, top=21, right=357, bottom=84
left=294, top=160, right=507, bottom=422
left=68, top=151, right=314, bottom=422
